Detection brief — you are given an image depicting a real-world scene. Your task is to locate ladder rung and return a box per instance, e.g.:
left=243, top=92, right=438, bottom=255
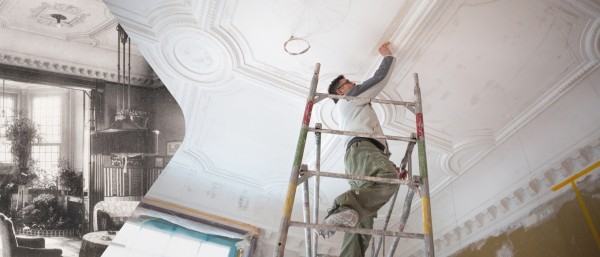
left=302, top=170, right=410, bottom=185
left=315, top=93, right=414, bottom=108
left=308, top=127, right=416, bottom=142
left=289, top=221, right=425, bottom=239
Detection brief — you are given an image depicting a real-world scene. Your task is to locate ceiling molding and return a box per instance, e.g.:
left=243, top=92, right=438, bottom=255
left=402, top=135, right=600, bottom=256
left=64, top=18, right=118, bottom=49
left=200, top=0, right=220, bottom=30
left=388, top=0, right=452, bottom=69
left=414, top=1, right=600, bottom=194
left=0, top=51, right=150, bottom=85
left=101, top=1, right=158, bottom=43
left=494, top=16, right=600, bottom=145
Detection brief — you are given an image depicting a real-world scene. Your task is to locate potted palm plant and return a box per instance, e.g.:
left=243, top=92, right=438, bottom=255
left=5, top=111, right=42, bottom=186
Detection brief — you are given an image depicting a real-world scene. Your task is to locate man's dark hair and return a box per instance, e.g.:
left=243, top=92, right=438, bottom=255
left=328, top=75, right=345, bottom=104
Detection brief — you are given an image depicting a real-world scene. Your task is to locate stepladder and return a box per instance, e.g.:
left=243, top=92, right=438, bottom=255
left=273, top=63, right=435, bottom=257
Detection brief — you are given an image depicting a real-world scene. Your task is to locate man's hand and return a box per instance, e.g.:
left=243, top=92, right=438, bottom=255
left=378, top=42, right=392, bottom=56
left=396, top=166, right=408, bottom=180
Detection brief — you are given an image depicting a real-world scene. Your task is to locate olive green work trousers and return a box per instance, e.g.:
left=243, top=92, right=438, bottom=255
left=331, top=140, right=400, bottom=257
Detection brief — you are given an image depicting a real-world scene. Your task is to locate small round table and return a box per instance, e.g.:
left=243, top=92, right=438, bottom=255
left=79, top=231, right=115, bottom=257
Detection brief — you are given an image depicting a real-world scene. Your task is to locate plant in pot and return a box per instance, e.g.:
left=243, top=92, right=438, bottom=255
left=57, top=160, right=83, bottom=196
left=5, top=111, right=42, bottom=186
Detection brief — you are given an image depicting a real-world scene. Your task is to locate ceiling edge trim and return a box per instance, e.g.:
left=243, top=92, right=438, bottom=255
left=450, top=17, right=600, bottom=179
left=402, top=135, right=600, bottom=257
left=0, top=51, right=150, bottom=85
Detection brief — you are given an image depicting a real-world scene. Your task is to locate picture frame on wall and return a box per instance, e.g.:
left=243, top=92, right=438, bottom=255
left=166, top=141, right=182, bottom=156
left=154, top=157, right=164, bottom=168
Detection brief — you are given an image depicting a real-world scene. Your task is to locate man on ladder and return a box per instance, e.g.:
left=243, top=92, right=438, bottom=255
left=316, top=42, right=401, bottom=257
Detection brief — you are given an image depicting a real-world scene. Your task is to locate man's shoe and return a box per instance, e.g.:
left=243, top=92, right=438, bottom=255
left=315, top=207, right=359, bottom=239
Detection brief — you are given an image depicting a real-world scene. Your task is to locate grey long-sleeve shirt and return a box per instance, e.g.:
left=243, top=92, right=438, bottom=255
left=335, top=55, right=396, bottom=154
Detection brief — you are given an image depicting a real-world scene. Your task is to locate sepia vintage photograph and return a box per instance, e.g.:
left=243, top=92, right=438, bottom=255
left=0, top=1, right=185, bottom=256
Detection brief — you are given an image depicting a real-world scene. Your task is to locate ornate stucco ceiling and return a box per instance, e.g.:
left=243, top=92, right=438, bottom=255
left=2, top=0, right=600, bottom=256
left=0, top=0, right=153, bottom=85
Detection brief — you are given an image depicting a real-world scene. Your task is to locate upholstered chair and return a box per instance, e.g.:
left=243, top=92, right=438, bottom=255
left=0, top=213, right=63, bottom=257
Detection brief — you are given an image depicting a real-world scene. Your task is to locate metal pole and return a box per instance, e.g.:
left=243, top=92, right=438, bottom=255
left=273, top=63, right=321, bottom=257
left=312, top=123, right=322, bottom=257
left=570, top=181, right=600, bottom=251
left=374, top=134, right=416, bottom=256
left=414, top=73, right=435, bottom=257
left=314, top=93, right=415, bottom=111
left=302, top=171, right=411, bottom=185
left=116, top=26, right=120, bottom=111
left=386, top=188, right=415, bottom=257
left=308, top=127, right=415, bottom=142
left=289, top=221, right=424, bottom=239
left=402, top=135, right=416, bottom=178
left=302, top=177, right=312, bottom=257
left=373, top=185, right=400, bottom=256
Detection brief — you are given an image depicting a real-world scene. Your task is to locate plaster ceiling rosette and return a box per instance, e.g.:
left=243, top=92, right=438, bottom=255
left=160, top=26, right=232, bottom=86
left=30, top=2, right=89, bottom=28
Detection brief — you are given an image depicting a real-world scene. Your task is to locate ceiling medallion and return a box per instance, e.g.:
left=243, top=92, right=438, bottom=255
left=30, top=2, right=90, bottom=28
left=161, top=28, right=232, bottom=85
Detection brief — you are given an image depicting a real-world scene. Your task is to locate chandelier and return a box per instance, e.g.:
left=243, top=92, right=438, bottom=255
left=91, top=24, right=158, bottom=156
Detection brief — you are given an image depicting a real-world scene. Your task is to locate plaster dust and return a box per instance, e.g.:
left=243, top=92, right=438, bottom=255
left=451, top=175, right=600, bottom=257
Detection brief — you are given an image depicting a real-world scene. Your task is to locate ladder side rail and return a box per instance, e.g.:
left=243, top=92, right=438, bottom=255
left=372, top=185, right=399, bottom=257
left=274, top=63, right=321, bottom=257
left=414, top=73, right=435, bottom=257
left=308, top=127, right=415, bottom=142
left=311, top=124, right=322, bottom=257
left=302, top=170, right=412, bottom=185
left=302, top=177, right=312, bottom=257
left=401, top=135, right=417, bottom=178
left=373, top=137, right=416, bottom=257
left=386, top=188, right=416, bottom=257
left=289, top=221, right=425, bottom=239
left=315, top=93, right=415, bottom=113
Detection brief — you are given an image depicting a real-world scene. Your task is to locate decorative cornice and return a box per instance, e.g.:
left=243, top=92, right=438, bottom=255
left=415, top=0, right=600, bottom=210
left=0, top=51, right=150, bottom=85
left=389, top=0, right=450, bottom=65
left=403, top=135, right=600, bottom=257
left=84, top=18, right=118, bottom=38
left=203, top=0, right=220, bottom=30
left=494, top=15, right=600, bottom=146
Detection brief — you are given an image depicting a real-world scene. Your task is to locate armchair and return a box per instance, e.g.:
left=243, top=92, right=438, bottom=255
left=0, top=213, right=62, bottom=257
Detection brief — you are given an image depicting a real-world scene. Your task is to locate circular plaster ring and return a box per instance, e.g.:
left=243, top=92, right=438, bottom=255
left=161, top=28, right=232, bottom=85
left=283, top=36, right=311, bottom=55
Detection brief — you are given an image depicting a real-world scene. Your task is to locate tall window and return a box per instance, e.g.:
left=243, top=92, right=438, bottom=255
left=0, top=95, right=16, bottom=163
left=31, top=95, right=62, bottom=173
